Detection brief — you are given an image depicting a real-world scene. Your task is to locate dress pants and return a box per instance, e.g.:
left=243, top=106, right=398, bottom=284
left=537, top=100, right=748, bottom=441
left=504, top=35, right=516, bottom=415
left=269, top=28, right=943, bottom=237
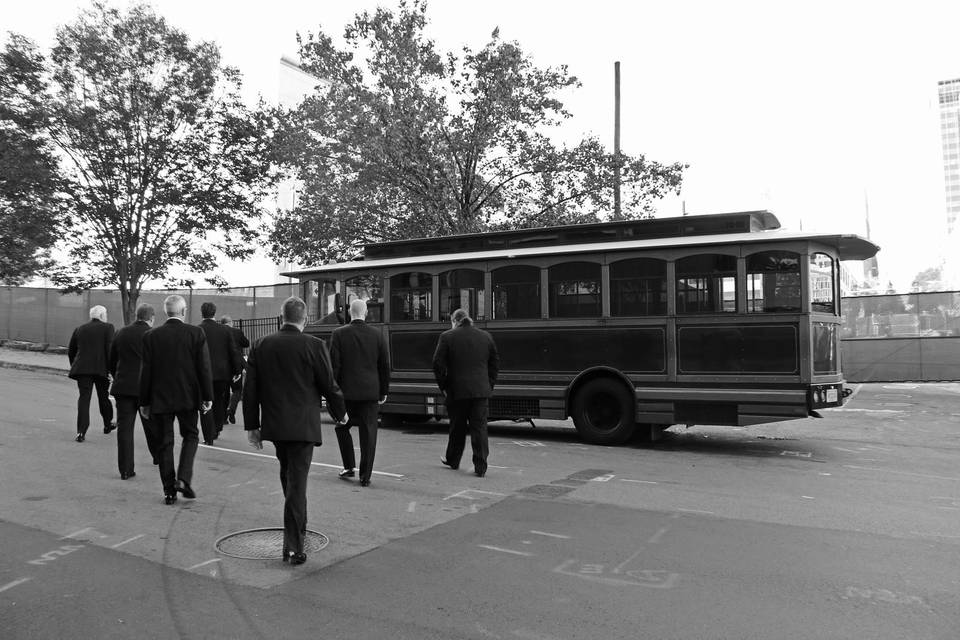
left=445, top=398, right=489, bottom=476
left=149, top=411, right=199, bottom=496
left=274, top=441, right=315, bottom=555
left=335, top=401, right=379, bottom=482
left=114, top=395, right=150, bottom=476
left=75, top=375, right=113, bottom=435
left=200, top=380, right=230, bottom=441
left=227, top=371, right=244, bottom=421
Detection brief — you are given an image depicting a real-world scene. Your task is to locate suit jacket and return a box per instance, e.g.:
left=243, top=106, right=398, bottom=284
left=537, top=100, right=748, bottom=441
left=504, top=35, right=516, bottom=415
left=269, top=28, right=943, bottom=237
left=432, top=323, right=500, bottom=400
left=199, top=318, right=242, bottom=382
left=230, top=326, right=250, bottom=350
left=67, top=319, right=115, bottom=379
left=108, top=320, right=151, bottom=398
left=330, top=320, right=390, bottom=402
left=139, top=318, right=214, bottom=414
left=243, top=325, right=346, bottom=444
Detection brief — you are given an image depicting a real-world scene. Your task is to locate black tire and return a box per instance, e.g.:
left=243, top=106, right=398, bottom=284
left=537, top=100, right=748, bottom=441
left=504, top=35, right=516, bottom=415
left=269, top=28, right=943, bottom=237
left=570, top=377, right=636, bottom=445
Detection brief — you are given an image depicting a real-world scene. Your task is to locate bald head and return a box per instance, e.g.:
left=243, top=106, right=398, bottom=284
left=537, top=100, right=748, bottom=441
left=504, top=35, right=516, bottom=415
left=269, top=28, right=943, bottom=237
left=164, top=295, right=186, bottom=318
left=349, top=298, right=368, bottom=321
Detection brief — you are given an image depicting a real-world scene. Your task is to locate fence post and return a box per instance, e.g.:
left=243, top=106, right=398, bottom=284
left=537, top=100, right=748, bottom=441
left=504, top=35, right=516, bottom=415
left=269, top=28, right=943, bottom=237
left=252, top=286, right=257, bottom=319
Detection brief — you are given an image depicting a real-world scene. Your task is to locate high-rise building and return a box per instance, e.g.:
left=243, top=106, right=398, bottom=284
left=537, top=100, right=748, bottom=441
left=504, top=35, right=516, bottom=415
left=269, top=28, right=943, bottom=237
left=938, top=78, right=960, bottom=236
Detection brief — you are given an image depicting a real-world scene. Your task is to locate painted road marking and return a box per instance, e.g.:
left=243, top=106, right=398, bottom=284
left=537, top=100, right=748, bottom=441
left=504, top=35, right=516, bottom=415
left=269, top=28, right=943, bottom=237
left=510, top=441, right=545, bottom=447
left=553, top=560, right=679, bottom=588
left=110, top=534, right=144, bottom=549
left=801, top=496, right=815, bottom=499
left=647, top=527, right=670, bottom=544
left=199, top=445, right=404, bottom=478
left=612, top=547, right=646, bottom=574
left=60, top=527, right=104, bottom=540
left=842, top=586, right=924, bottom=607
left=187, top=559, right=221, bottom=571
left=621, top=479, right=659, bottom=484
left=407, top=501, right=417, bottom=513
left=844, top=465, right=960, bottom=482
left=0, top=578, right=32, bottom=593
left=677, top=508, right=715, bottom=515
left=478, top=545, right=534, bottom=557
left=444, top=489, right=507, bottom=501
left=590, top=474, right=615, bottom=482
left=28, top=544, right=84, bottom=566
left=529, top=530, right=571, bottom=539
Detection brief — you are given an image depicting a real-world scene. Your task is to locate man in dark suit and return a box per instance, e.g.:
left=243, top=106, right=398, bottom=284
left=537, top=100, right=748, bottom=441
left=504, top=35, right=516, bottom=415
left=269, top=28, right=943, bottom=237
left=198, top=302, right=242, bottom=445
left=139, top=295, right=213, bottom=505
left=68, top=305, right=116, bottom=442
left=432, top=308, right=500, bottom=477
left=244, top=296, right=346, bottom=565
left=330, top=299, right=390, bottom=487
left=108, top=303, right=155, bottom=479
left=220, top=315, right=249, bottom=425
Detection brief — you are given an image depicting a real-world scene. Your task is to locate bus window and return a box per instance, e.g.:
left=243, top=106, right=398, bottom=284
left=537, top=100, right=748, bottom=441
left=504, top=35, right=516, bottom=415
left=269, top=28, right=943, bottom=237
left=440, top=269, right=485, bottom=321
left=390, top=272, right=433, bottom=321
left=810, top=253, right=836, bottom=313
left=305, top=279, right=341, bottom=324
left=746, top=251, right=801, bottom=313
left=492, top=265, right=540, bottom=319
left=345, top=274, right=384, bottom=322
left=549, top=262, right=601, bottom=318
left=676, top=254, right=737, bottom=314
left=610, top=258, right=667, bottom=316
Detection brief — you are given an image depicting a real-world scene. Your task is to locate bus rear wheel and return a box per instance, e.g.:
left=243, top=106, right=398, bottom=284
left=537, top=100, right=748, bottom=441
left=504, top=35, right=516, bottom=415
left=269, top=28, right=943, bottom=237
left=570, top=378, right=636, bottom=445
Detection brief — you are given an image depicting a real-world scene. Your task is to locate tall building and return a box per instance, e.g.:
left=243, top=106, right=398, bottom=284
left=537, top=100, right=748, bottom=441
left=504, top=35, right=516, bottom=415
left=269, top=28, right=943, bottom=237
left=938, top=78, right=960, bottom=236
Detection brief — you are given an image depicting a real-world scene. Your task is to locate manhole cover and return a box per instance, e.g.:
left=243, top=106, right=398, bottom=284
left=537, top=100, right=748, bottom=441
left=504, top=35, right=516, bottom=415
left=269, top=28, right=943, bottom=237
left=215, top=528, right=329, bottom=560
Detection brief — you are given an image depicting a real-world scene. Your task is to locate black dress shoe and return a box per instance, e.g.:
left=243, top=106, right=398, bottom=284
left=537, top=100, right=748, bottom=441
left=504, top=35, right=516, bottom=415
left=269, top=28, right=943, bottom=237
left=474, top=471, right=485, bottom=478
left=360, top=479, right=371, bottom=487
left=339, top=468, right=355, bottom=479
left=164, top=494, right=178, bottom=505
left=440, top=458, right=458, bottom=470
left=177, top=480, right=196, bottom=499
left=75, top=433, right=85, bottom=443
left=203, top=440, right=214, bottom=446
left=104, top=422, right=117, bottom=434
left=121, top=471, right=136, bottom=480
left=287, top=551, right=307, bottom=565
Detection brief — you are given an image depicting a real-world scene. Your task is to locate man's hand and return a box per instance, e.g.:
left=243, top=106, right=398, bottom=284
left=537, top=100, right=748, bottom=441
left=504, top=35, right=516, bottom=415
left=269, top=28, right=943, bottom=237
left=201, top=401, right=212, bottom=413
left=378, top=395, right=387, bottom=405
left=337, top=412, right=350, bottom=426
left=232, top=373, right=242, bottom=383
left=247, top=429, right=262, bottom=450
left=139, top=406, right=150, bottom=420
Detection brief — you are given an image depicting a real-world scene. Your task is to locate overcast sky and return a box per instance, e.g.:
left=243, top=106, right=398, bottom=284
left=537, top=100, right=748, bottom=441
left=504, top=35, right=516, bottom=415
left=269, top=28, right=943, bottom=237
left=7, top=0, right=960, bottom=289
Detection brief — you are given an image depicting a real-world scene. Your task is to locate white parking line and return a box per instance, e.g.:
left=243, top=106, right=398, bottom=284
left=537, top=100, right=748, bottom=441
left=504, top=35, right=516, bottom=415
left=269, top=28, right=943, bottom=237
left=529, top=530, right=571, bottom=539
left=200, top=445, right=404, bottom=478
left=844, top=465, right=960, bottom=482
left=187, top=559, right=221, bottom=571
left=621, top=479, right=659, bottom=485
left=110, top=534, right=144, bottom=549
left=0, top=578, right=31, bottom=593
left=478, top=545, right=534, bottom=557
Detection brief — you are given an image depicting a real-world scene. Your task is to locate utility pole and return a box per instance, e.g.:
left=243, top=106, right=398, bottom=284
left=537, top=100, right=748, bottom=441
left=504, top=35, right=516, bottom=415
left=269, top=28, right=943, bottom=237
left=613, top=61, right=621, bottom=219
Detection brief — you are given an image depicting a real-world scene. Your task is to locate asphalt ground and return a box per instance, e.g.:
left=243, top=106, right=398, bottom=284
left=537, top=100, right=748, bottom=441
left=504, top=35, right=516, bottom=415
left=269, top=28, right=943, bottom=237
left=1, top=348, right=958, bottom=639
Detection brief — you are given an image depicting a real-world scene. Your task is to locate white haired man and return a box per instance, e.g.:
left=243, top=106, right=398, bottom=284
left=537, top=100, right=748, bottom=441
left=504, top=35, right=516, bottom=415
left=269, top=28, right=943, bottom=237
left=330, top=298, right=390, bottom=487
left=68, top=305, right=116, bottom=442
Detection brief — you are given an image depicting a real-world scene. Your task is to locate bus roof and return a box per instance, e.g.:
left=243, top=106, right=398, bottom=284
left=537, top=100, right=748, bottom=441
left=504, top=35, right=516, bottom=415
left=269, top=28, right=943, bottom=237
left=283, top=227, right=880, bottom=277
left=362, top=210, right=780, bottom=260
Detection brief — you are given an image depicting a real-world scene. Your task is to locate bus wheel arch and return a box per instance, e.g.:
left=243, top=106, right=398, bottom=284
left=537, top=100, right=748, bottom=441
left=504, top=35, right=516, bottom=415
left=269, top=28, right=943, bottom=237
left=567, top=369, right=636, bottom=445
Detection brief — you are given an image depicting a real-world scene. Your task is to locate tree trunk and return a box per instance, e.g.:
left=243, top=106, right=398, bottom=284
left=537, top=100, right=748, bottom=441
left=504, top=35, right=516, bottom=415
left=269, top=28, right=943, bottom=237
left=119, top=286, right=140, bottom=326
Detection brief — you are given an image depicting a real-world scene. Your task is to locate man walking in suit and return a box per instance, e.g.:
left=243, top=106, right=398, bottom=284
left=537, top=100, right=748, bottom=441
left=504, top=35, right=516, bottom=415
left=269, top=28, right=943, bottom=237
left=198, top=302, right=242, bottom=445
left=432, top=308, right=499, bottom=477
left=108, top=303, right=155, bottom=479
left=139, top=295, right=213, bottom=505
left=68, top=305, right=116, bottom=442
left=330, top=299, right=390, bottom=487
left=244, top=296, right=346, bottom=565
left=220, top=316, right=249, bottom=425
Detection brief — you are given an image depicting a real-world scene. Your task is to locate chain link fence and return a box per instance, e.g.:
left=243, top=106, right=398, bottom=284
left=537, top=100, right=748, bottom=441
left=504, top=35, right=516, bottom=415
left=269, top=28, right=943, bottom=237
left=1, top=283, right=300, bottom=347
left=841, top=291, right=960, bottom=338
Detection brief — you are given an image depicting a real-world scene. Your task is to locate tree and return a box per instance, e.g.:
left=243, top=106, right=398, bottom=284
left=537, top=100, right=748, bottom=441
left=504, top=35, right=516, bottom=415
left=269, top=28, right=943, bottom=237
left=0, top=2, right=279, bottom=322
left=0, top=36, right=64, bottom=284
left=271, top=0, right=685, bottom=265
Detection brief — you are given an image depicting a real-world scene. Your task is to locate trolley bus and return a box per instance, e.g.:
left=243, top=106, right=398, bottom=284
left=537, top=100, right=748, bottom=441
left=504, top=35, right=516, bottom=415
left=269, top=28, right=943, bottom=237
left=285, top=210, right=879, bottom=444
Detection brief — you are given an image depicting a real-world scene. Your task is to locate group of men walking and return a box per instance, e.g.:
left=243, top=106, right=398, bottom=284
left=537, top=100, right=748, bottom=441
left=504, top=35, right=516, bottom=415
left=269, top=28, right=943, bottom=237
left=66, top=293, right=499, bottom=565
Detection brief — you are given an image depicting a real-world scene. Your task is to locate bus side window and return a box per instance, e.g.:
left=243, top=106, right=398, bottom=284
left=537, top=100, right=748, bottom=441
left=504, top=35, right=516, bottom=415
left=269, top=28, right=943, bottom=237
left=390, top=272, right=433, bottom=322
left=610, top=258, right=667, bottom=316
left=305, top=279, right=341, bottom=324
left=548, top=261, right=601, bottom=318
left=345, top=274, right=384, bottom=322
left=492, top=265, right=540, bottom=320
left=810, top=253, right=836, bottom=314
left=676, top=254, right=737, bottom=314
left=746, top=251, right=801, bottom=313
left=440, top=269, right=484, bottom=321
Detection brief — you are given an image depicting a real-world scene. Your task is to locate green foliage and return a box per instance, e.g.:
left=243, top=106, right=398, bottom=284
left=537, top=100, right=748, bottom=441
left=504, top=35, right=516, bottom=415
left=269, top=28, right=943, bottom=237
left=0, top=36, right=64, bottom=284
left=271, top=0, right=685, bottom=265
left=1, top=2, right=279, bottom=320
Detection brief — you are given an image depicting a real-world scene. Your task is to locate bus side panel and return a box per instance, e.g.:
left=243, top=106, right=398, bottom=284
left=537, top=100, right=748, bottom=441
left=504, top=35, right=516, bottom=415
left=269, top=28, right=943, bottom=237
left=677, top=324, right=799, bottom=374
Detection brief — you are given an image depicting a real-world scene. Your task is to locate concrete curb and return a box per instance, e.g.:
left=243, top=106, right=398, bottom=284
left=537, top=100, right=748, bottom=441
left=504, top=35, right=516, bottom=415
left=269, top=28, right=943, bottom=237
left=0, top=360, right=69, bottom=376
